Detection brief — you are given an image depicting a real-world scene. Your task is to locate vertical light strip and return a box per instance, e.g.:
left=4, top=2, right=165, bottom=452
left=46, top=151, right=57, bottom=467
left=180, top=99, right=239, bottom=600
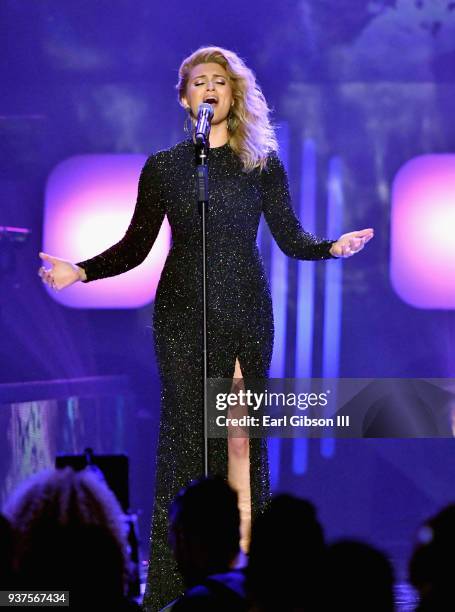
left=293, top=138, right=317, bottom=475
left=321, top=156, right=344, bottom=458
left=268, top=123, right=290, bottom=490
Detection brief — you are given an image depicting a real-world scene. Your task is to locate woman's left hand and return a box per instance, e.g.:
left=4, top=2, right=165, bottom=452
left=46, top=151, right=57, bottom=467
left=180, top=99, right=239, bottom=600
left=329, top=228, right=374, bottom=258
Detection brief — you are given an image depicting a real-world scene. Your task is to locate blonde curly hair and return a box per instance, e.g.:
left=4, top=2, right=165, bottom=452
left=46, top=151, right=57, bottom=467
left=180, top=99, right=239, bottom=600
left=176, top=45, right=278, bottom=172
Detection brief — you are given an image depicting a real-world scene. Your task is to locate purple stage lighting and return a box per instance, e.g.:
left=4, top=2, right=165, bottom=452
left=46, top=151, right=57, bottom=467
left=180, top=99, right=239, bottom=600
left=43, top=154, right=170, bottom=309
left=391, top=154, right=455, bottom=310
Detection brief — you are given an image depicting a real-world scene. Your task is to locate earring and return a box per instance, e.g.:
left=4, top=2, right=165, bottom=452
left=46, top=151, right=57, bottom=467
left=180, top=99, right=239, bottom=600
left=227, top=111, right=235, bottom=132
left=183, top=108, right=193, bottom=136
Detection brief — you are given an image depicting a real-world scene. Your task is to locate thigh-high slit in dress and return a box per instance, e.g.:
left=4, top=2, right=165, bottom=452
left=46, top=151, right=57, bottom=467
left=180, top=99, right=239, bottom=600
left=76, top=138, right=336, bottom=611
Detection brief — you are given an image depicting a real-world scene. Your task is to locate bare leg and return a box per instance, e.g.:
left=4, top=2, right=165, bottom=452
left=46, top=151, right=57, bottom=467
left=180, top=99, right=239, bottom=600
left=227, top=358, right=251, bottom=553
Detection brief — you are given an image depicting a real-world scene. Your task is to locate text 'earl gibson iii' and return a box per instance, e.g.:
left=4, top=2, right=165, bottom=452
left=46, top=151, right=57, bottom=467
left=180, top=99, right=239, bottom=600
left=215, top=414, right=351, bottom=428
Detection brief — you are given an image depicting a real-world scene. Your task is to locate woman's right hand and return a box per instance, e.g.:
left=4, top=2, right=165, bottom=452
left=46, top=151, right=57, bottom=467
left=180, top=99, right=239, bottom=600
left=38, top=252, right=86, bottom=290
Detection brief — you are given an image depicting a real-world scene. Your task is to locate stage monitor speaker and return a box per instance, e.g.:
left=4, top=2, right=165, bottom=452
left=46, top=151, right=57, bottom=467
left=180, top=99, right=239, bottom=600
left=55, top=448, right=129, bottom=512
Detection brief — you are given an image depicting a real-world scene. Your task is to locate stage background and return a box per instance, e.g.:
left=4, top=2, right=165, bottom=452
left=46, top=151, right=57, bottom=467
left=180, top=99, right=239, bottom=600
left=1, top=0, right=455, bottom=581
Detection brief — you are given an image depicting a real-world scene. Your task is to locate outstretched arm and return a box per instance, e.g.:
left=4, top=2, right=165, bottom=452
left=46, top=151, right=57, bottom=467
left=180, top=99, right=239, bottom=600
left=261, top=152, right=373, bottom=260
left=74, top=153, right=166, bottom=282
left=38, top=154, right=167, bottom=290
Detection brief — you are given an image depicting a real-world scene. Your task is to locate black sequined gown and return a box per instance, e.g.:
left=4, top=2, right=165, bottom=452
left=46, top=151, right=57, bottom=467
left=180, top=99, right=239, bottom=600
left=76, top=138, right=336, bottom=611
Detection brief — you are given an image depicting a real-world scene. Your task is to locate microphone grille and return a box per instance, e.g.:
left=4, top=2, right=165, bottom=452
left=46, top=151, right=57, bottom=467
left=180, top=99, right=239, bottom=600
left=198, top=102, right=214, bottom=118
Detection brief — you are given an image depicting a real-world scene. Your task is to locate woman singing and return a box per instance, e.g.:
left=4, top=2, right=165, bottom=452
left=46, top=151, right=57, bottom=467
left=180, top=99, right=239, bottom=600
left=38, top=46, right=373, bottom=610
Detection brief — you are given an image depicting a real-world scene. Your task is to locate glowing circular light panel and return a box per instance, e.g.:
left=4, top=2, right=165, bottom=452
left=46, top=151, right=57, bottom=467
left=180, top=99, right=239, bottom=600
left=391, top=154, right=455, bottom=309
left=43, top=154, right=171, bottom=309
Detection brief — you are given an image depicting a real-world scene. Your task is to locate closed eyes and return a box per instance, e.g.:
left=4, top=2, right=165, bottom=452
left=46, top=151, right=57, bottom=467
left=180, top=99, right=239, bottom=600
left=194, top=80, right=226, bottom=86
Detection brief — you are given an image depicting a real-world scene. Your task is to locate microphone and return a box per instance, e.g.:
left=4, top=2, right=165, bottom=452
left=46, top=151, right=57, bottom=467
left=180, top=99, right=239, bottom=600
left=195, top=103, right=214, bottom=146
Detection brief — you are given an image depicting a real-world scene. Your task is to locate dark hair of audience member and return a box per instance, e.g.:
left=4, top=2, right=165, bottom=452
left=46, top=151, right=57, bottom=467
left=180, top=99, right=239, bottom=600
left=3, top=468, right=131, bottom=609
left=168, top=475, right=240, bottom=587
left=410, top=503, right=455, bottom=610
left=246, top=494, right=325, bottom=612
left=324, top=539, right=395, bottom=612
left=0, top=514, right=15, bottom=588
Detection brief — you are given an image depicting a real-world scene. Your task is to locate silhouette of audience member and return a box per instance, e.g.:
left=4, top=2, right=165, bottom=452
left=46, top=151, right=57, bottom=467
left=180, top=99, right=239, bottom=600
left=0, top=514, right=14, bottom=588
left=3, top=467, right=139, bottom=611
left=410, top=504, right=455, bottom=611
left=162, top=476, right=247, bottom=611
left=324, top=540, right=395, bottom=611
left=246, top=494, right=325, bottom=612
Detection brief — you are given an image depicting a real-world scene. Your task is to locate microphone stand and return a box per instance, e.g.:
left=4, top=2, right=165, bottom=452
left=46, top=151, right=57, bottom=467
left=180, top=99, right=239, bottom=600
left=195, top=138, right=210, bottom=477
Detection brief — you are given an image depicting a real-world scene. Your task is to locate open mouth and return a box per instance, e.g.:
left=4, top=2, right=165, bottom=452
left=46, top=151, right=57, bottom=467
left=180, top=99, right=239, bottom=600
left=204, top=96, right=218, bottom=106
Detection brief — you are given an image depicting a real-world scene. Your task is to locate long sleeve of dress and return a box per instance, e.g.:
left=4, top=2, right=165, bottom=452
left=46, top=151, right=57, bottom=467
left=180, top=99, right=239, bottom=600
left=261, top=151, right=338, bottom=261
left=75, top=154, right=166, bottom=282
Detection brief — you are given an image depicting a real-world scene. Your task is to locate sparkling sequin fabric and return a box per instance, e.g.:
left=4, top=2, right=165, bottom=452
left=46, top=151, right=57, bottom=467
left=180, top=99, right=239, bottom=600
left=76, top=138, right=337, bottom=611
